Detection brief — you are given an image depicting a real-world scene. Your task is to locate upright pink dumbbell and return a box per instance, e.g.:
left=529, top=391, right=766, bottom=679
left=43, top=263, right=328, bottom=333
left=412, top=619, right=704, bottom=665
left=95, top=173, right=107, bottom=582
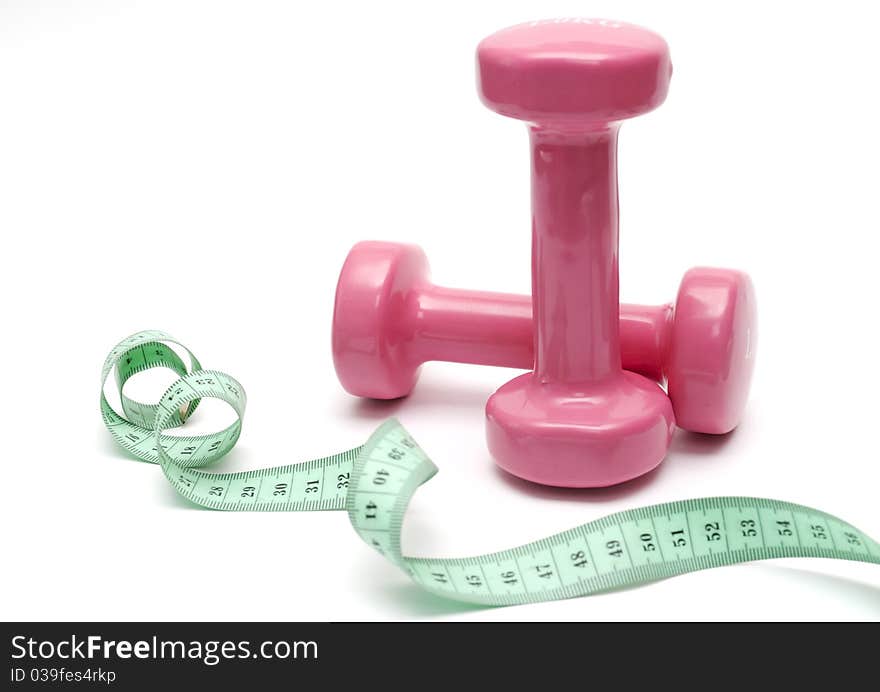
left=332, top=241, right=756, bottom=434
left=478, top=19, right=676, bottom=487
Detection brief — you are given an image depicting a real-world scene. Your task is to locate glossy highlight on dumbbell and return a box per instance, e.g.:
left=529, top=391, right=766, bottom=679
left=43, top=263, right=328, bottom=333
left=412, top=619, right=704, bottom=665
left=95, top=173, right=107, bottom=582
left=478, top=19, right=676, bottom=487
left=332, top=241, right=756, bottom=435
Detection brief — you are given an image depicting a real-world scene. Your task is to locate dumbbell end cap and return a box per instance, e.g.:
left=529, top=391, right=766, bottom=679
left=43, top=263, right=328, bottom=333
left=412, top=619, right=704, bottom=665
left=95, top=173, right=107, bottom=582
left=477, top=18, right=671, bottom=124
left=486, top=372, right=675, bottom=487
left=332, top=241, right=427, bottom=399
left=667, top=268, right=757, bottom=434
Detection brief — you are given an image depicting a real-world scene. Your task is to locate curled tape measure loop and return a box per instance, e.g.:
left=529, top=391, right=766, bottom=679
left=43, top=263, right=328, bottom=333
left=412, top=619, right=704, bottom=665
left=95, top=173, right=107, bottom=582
left=101, top=331, right=880, bottom=606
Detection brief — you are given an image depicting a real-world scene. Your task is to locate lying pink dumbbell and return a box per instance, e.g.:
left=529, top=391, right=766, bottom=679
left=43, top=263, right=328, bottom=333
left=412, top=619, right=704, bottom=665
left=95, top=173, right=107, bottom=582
left=480, top=19, right=678, bottom=487
left=332, top=241, right=756, bottom=435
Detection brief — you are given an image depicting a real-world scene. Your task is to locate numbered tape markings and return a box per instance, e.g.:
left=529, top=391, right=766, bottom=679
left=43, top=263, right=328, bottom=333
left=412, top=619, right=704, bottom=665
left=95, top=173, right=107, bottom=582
left=101, top=331, right=880, bottom=607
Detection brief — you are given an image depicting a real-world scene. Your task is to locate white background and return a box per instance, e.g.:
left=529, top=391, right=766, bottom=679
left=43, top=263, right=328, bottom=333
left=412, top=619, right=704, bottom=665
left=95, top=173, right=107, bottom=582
left=2, top=0, right=879, bottom=621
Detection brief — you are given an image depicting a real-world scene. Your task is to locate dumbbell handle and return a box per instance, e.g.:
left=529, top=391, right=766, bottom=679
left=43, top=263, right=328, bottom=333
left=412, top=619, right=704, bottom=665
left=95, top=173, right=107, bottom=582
left=411, top=284, right=671, bottom=381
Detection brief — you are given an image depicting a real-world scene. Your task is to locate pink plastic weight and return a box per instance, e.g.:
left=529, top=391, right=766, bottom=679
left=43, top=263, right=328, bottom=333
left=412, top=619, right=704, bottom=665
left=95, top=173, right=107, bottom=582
left=478, top=19, right=675, bottom=487
left=332, top=241, right=756, bottom=434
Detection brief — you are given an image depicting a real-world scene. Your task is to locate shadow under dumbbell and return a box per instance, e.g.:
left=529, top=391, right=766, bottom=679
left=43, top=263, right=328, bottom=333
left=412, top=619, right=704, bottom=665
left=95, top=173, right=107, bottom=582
left=670, top=427, right=739, bottom=456
left=341, top=377, right=500, bottom=422
left=488, top=425, right=742, bottom=502
left=346, top=396, right=408, bottom=420
left=490, top=457, right=666, bottom=503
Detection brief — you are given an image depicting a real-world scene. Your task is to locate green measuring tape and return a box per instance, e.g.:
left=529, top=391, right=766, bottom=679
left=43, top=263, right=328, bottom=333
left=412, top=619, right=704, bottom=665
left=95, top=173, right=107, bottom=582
left=102, top=330, right=879, bottom=607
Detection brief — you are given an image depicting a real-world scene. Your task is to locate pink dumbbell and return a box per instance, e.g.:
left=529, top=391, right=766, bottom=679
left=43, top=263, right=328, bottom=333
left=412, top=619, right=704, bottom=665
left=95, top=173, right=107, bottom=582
left=478, top=19, right=678, bottom=487
left=332, top=241, right=756, bottom=435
